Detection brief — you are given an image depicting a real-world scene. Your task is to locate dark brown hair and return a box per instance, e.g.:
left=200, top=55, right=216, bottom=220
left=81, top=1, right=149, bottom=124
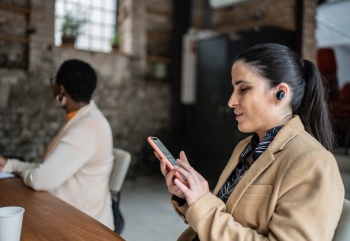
left=234, top=43, right=334, bottom=152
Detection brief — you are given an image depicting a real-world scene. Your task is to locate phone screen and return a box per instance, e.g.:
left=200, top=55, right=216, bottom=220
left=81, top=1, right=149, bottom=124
left=151, top=137, right=179, bottom=167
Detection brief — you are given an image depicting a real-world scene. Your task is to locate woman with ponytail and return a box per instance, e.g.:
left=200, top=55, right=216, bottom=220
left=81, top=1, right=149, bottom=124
left=156, top=43, right=344, bottom=241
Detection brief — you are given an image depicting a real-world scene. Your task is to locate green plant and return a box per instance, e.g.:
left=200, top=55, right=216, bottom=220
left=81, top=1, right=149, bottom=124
left=111, top=30, right=119, bottom=47
left=60, top=12, right=85, bottom=38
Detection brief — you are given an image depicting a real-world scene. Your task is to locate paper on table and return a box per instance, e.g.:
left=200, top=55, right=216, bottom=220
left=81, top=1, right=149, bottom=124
left=0, top=172, right=15, bottom=179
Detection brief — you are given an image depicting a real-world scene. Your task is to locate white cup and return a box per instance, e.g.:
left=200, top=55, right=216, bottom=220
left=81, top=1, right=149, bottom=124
left=0, top=206, right=25, bottom=241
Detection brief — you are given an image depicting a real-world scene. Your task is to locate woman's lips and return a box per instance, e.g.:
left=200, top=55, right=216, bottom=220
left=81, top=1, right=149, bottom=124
left=235, top=113, right=243, bottom=119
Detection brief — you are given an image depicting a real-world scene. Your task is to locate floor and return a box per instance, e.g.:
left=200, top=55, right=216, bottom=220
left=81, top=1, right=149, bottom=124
left=119, top=176, right=188, bottom=241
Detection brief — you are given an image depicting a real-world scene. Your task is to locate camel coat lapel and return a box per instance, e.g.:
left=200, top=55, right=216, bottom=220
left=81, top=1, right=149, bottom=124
left=213, top=116, right=303, bottom=211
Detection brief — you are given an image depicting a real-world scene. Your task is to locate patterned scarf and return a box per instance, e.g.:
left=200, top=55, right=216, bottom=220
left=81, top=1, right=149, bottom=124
left=217, top=126, right=283, bottom=203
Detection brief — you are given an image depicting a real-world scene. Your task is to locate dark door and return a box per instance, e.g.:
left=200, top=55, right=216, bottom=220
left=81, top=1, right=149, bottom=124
left=193, top=36, right=248, bottom=188
left=192, top=27, right=296, bottom=188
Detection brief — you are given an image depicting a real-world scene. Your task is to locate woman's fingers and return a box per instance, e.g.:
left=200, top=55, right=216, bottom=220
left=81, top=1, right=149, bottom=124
left=174, top=170, right=208, bottom=206
left=158, top=150, right=209, bottom=203
left=176, top=156, right=202, bottom=185
left=172, top=152, right=209, bottom=206
left=156, top=152, right=186, bottom=199
left=165, top=169, right=186, bottom=199
left=154, top=151, right=161, bottom=160
left=179, top=151, right=189, bottom=163
left=174, top=178, right=190, bottom=195
left=159, top=158, right=169, bottom=176
left=0, top=156, right=7, bottom=171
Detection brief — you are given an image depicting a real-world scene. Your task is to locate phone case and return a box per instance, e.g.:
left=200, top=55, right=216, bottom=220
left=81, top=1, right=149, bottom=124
left=147, top=136, right=186, bottom=184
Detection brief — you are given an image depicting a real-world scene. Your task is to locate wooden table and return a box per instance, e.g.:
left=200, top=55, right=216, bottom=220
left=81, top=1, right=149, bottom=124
left=0, top=177, right=125, bottom=241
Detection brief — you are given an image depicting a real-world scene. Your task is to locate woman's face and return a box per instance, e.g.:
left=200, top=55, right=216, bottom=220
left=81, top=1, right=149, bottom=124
left=228, top=61, right=279, bottom=139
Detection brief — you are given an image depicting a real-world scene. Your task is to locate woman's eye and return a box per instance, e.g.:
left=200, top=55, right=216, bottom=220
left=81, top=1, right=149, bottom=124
left=239, top=88, right=249, bottom=94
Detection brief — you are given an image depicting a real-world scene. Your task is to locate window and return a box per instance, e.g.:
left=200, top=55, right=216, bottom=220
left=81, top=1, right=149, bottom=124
left=55, top=0, right=117, bottom=53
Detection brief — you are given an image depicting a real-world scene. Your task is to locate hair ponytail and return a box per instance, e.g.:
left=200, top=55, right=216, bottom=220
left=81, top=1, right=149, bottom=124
left=295, top=60, right=335, bottom=152
left=235, top=43, right=335, bottom=152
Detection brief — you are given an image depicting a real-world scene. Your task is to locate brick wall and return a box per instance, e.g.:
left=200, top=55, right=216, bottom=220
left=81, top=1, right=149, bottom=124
left=0, top=0, right=171, bottom=174
left=0, top=0, right=319, bottom=174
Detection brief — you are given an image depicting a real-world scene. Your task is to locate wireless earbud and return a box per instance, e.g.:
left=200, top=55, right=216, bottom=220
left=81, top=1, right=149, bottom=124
left=276, top=91, right=285, bottom=100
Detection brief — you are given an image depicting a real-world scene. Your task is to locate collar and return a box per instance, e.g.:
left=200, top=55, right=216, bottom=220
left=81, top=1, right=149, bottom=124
left=66, top=110, right=78, bottom=121
left=212, top=115, right=305, bottom=196
left=240, top=126, right=283, bottom=163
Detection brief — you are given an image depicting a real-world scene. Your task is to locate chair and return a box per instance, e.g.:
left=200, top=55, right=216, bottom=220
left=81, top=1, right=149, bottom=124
left=109, top=148, right=131, bottom=234
left=333, top=199, right=350, bottom=241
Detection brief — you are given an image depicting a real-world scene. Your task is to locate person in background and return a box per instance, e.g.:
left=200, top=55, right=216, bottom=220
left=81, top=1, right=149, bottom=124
left=156, top=43, right=344, bottom=241
left=0, top=59, right=115, bottom=230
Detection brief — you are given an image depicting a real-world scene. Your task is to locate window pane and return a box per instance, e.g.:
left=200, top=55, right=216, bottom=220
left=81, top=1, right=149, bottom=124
left=92, top=10, right=102, bottom=21
left=104, top=0, right=116, bottom=11
left=54, top=0, right=117, bottom=53
left=91, top=1, right=101, bottom=8
left=56, top=2, right=65, bottom=17
left=77, top=37, right=89, bottom=49
left=101, top=26, right=110, bottom=39
left=104, top=12, right=116, bottom=25
left=55, top=32, right=62, bottom=46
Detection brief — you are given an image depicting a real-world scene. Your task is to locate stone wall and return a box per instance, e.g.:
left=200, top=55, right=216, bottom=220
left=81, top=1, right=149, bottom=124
left=0, top=0, right=319, bottom=175
left=0, top=0, right=172, bottom=175
left=0, top=0, right=29, bottom=69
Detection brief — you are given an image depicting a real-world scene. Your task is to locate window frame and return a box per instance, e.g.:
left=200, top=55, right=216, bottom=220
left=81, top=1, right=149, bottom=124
left=54, top=0, right=118, bottom=53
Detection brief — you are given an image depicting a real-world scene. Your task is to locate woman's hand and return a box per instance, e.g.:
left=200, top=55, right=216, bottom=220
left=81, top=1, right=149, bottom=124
left=0, top=156, right=8, bottom=171
left=157, top=152, right=186, bottom=199
left=173, top=151, right=209, bottom=206
left=157, top=151, right=210, bottom=205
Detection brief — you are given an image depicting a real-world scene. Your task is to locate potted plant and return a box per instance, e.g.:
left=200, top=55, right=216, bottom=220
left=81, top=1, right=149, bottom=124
left=111, top=30, right=120, bottom=51
left=60, top=12, right=85, bottom=47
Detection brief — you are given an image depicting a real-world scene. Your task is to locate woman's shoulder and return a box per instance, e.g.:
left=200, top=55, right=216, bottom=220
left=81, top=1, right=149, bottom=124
left=289, top=129, right=325, bottom=150
left=77, top=103, right=109, bottom=125
left=276, top=129, right=337, bottom=172
left=67, top=105, right=112, bottom=137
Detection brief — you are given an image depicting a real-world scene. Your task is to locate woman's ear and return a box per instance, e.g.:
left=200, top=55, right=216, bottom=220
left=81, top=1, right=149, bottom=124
left=60, top=85, right=66, bottom=95
left=275, top=83, right=289, bottom=101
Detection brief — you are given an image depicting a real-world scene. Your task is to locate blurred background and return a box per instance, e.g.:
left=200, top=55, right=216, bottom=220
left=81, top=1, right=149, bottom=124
left=0, top=0, right=349, bottom=239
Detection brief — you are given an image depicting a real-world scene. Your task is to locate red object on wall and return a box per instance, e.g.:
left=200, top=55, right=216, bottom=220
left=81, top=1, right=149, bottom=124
left=333, top=83, right=350, bottom=120
left=332, top=83, right=350, bottom=147
left=317, top=48, right=339, bottom=101
left=317, top=48, right=337, bottom=75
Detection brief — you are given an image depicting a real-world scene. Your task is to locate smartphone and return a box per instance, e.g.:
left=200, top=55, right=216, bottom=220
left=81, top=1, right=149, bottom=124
left=147, top=136, right=186, bottom=184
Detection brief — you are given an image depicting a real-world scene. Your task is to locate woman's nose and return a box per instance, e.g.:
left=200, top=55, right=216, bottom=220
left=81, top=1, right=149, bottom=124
left=228, top=93, right=238, bottom=108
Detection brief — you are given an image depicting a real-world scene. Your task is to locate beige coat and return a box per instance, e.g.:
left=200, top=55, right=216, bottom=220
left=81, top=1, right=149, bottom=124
left=172, top=116, right=344, bottom=241
left=4, top=101, right=115, bottom=230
